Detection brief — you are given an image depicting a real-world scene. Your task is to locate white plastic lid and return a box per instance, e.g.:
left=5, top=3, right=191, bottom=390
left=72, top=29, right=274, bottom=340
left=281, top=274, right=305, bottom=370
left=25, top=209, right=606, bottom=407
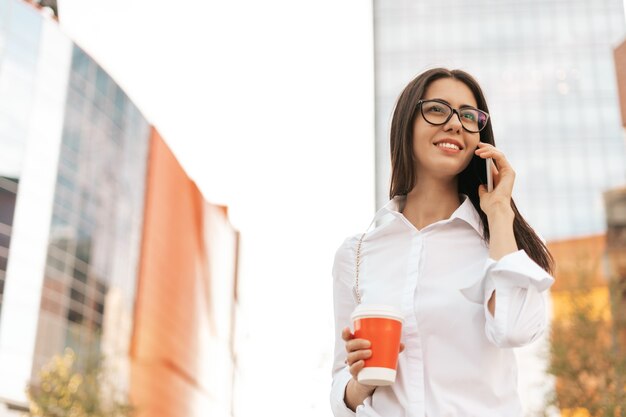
left=351, top=304, right=403, bottom=323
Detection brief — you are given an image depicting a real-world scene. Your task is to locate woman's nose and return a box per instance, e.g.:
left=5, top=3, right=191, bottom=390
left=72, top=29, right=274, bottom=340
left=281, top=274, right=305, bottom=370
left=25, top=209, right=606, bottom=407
left=443, top=110, right=463, bottom=133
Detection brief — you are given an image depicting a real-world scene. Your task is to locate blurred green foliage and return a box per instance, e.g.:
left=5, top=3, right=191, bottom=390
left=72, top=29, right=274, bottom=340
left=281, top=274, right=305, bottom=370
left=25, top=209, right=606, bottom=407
left=546, top=271, right=626, bottom=417
left=27, top=348, right=133, bottom=417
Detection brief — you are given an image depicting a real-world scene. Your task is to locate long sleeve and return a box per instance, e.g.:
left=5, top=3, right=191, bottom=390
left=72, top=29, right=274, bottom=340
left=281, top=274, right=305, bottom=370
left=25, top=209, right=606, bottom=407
left=481, top=250, right=554, bottom=348
left=331, top=237, right=386, bottom=417
left=330, top=237, right=357, bottom=417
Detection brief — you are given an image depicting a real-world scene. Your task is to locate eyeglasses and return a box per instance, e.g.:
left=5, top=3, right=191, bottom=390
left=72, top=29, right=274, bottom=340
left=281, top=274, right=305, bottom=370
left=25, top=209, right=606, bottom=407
left=417, top=99, right=489, bottom=133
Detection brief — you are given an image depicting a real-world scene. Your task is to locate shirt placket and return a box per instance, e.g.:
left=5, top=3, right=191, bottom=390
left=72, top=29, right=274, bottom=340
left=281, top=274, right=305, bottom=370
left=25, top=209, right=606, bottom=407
left=402, top=232, right=425, bottom=417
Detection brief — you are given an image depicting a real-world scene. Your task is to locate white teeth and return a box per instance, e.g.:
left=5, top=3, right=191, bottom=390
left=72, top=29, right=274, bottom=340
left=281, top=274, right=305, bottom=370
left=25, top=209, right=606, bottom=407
left=436, top=142, right=460, bottom=150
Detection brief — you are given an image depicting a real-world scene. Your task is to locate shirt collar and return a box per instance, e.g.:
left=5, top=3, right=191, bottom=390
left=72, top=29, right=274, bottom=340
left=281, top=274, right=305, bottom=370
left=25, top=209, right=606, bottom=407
left=371, top=194, right=484, bottom=238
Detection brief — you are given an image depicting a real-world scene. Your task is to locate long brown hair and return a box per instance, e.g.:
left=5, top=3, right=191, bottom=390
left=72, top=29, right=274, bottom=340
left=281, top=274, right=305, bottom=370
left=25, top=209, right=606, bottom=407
left=389, top=68, right=554, bottom=275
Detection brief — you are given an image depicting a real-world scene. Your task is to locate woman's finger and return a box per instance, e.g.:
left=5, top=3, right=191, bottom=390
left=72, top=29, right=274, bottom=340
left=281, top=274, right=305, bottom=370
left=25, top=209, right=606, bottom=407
left=491, top=159, right=499, bottom=177
left=475, top=147, right=503, bottom=161
left=346, top=338, right=371, bottom=353
left=350, top=360, right=366, bottom=379
left=475, top=145, right=512, bottom=173
left=341, top=327, right=353, bottom=342
left=491, top=159, right=500, bottom=186
left=347, top=349, right=372, bottom=366
left=490, top=152, right=515, bottom=185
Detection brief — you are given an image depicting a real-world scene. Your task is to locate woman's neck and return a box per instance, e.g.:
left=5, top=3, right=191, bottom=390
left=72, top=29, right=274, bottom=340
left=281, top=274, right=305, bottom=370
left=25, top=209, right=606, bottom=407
left=401, top=176, right=461, bottom=230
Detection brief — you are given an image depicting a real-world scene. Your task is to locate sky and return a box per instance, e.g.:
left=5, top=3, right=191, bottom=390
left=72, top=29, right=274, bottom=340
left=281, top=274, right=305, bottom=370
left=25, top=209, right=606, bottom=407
left=56, top=1, right=376, bottom=416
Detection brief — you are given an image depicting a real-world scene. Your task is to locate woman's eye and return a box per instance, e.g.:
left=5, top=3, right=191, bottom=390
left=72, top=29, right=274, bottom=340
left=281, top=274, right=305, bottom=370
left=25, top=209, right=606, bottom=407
left=428, top=105, right=445, bottom=113
left=462, top=112, right=476, bottom=121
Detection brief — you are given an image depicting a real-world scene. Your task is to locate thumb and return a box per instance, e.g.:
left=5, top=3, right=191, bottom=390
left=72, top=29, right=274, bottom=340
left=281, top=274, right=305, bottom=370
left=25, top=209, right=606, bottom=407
left=342, top=327, right=353, bottom=341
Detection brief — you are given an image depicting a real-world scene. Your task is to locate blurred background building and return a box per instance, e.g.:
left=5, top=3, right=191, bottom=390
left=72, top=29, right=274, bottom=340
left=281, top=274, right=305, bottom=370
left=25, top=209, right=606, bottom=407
left=0, top=177, right=17, bottom=320
left=373, top=0, right=626, bottom=241
left=608, top=36, right=626, bottom=353
left=0, top=1, right=239, bottom=416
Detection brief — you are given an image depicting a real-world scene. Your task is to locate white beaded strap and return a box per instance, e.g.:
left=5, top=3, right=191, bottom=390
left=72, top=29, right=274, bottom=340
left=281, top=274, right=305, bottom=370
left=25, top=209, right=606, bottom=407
left=354, top=207, right=386, bottom=305
left=354, top=231, right=367, bottom=305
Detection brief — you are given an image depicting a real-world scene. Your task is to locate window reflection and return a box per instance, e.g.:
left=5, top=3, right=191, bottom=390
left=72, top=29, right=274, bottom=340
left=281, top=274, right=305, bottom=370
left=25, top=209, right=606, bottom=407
left=0, top=176, right=17, bottom=317
left=32, top=44, right=150, bottom=375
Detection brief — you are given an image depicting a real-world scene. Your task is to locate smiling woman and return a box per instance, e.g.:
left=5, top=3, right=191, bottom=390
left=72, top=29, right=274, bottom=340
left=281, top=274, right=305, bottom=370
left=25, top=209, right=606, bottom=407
left=331, top=68, right=556, bottom=417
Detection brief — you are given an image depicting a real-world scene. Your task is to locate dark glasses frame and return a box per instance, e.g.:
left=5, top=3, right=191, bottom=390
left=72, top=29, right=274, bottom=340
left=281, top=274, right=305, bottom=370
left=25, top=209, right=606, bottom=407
left=417, top=99, right=490, bottom=133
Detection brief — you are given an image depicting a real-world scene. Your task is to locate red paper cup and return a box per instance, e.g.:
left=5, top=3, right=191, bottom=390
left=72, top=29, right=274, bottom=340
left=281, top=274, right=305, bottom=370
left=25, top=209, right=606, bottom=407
left=351, top=304, right=403, bottom=386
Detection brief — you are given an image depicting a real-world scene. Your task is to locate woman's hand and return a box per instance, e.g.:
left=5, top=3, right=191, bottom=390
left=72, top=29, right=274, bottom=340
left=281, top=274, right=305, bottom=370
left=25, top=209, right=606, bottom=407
left=341, top=327, right=405, bottom=411
left=341, top=327, right=405, bottom=383
left=474, top=142, right=518, bottom=264
left=474, top=142, right=515, bottom=218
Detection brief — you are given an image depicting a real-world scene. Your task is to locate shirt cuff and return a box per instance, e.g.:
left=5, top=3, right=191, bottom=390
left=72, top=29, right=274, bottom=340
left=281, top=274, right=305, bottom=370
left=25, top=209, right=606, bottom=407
left=357, top=396, right=383, bottom=416
left=487, top=249, right=554, bottom=292
left=330, top=368, right=356, bottom=417
left=460, top=249, right=554, bottom=304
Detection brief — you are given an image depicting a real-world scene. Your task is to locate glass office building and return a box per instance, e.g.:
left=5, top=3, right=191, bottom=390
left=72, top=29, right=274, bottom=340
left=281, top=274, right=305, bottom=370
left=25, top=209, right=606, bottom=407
left=373, top=0, right=626, bottom=241
left=0, top=0, right=149, bottom=410
left=32, top=44, right=150, bottom=374
left=0, top=177, right=17, bottom=318
left=0, top=3, right=239, bottom=417
left=0, top=0, right=38, bottom=323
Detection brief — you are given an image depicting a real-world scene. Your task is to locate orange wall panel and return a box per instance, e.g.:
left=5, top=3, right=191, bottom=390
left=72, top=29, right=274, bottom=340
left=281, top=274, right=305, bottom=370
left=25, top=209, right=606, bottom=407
left=130, top=129, right=237, bottom=417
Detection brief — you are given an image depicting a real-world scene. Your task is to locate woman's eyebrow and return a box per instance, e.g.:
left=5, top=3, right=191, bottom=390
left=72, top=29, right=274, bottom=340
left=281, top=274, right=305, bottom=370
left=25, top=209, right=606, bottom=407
left=429, top=98, right=476, bottom=108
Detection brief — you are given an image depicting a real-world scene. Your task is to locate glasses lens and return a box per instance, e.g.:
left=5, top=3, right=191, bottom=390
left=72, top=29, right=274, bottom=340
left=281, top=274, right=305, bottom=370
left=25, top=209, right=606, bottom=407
left=421, top=101, right=452, bottom=125
left=459, top=108, right=488, bottom=132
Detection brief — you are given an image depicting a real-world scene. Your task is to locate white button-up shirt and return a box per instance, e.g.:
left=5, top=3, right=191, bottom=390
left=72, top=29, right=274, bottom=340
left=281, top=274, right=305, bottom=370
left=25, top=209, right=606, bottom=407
left=331, top=194, right=555, bottom=417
